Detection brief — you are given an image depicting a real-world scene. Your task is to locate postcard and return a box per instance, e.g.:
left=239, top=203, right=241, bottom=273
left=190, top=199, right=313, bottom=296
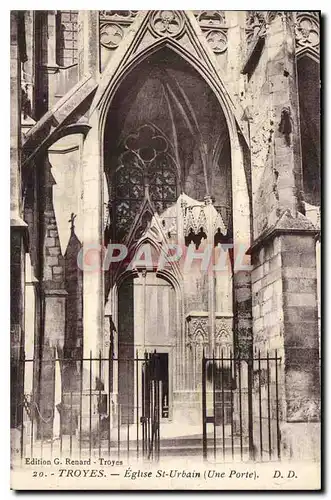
left=10, top=10, right=321, bottom=490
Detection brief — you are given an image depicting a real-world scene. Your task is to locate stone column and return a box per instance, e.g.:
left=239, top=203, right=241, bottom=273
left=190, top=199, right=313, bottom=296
left=280, top=231, right=320, bottom=459
left=204, top=196, right=216, bottom=354
left=251, top=223, right=320, bottom=460
left=22, top=11, right=35, bottom=118
left=266, top=12, right=304, bottom=218
left=230, top=130, right=253, bottom=451
left=82, top=111, right=104, bottom=365
left=250, top=13, right=320, bottom=459
left=24, top=255, right=38, bottom=396
left=45, top=11, right=60, bottom=110
left=80, top=112, right=104, bottom=436
left=225, top=11, right=247, bottom=102
left=231, top=132, right=252, bottom=356
left=36, top=155, right=67, bottom=438
left=10, top=11, right=22, bottom=220
left=46, top=11, right=57, bottom=68
left=10, top=12, right=28, bottom=439
left=78, top=11, right=99, bottom=79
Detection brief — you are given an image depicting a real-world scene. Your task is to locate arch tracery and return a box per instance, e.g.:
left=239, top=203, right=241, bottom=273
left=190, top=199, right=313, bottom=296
left=100, top=34, right=249, bottom=405
left=103, top=47, right=234, bottom=246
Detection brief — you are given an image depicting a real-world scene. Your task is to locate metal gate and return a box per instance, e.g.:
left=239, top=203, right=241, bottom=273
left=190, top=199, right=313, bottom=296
left=17, top=349, right=161, bottom=462
left=202, top=350, right=282, bottom=462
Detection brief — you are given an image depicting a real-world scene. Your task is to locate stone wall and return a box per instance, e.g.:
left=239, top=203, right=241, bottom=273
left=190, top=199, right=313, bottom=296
left=251, top=226, right=320, bottom=459
left=247, top=13, right=304, bottom=240
left=43, top=209, right=65, bottom=289
left=37, top=156, right=67, bottom=437
left=251, top=237, right=283, bottom=356
left=14, top=11, right=321, bottom=457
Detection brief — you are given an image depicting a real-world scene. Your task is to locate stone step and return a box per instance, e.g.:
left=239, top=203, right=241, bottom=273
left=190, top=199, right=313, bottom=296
left=158, top=446, right=250, bottom=458
left=96, top=436, right=249, bottom=457
left=158, top=436, right=244, bottom=447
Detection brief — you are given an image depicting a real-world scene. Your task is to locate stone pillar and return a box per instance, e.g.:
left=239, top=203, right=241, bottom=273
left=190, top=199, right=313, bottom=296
left=225, top=11, right=247, bottom=102
left=24, top=255, right=38, bottom=395
left=45, top=11, right=60, bottom=110
left=35, top=155, right=67, bottom=438
left=46, top=11, right=57, bottom=68
left=204, top=196, right=216, bottom=354
left=22, top=11, right=35, bottom=119
left=231, top=132, right=252, bottom=356
left=78, top=11, right=99, bottom=78
left=11, top=226, right=27, bottom=429
left=10, top=11, right=22, bottom=220
left=80, top=112, right=104, bottom=436
left=280, top=231, right=320, bottom=459
left=266, top=12, right=304, bottom=218
left=248, top=12, right=320, bottom=460
left=10, top=12, right=28, bottom=437
left=39, top=289, right=67, bottom=439
left=82, top=112, right=104, bottom=365
left=251, top=221, right=320, bottom=460
left=230, top=130, right=253, bottom=448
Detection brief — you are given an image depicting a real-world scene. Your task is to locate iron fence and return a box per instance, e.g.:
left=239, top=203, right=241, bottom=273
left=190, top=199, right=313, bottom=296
left=202, top=350, right=282, bottom=462
left=16, top=348, right=282, bottom=463
left=18, top=349, right=161, bottom=462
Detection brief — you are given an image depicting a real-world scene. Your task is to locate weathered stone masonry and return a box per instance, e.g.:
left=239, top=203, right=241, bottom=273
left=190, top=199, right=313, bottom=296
left=10, top=10, right=320, bottom=459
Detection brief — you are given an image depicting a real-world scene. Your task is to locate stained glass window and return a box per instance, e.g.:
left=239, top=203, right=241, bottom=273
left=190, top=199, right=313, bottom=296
left=148, top=153, right=178, bottom=214
left=111, top=125, right=178, bottom=241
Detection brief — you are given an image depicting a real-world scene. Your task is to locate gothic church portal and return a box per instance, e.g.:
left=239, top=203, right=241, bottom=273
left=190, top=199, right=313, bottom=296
left=11, top=10, right=320, bottom=461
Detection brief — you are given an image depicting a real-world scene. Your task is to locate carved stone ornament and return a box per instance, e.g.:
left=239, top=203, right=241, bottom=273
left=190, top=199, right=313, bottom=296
left=187, top=316, right=208, bottom=345
left=245, top=11, right=266, bottom=47
left=99, top=11, right=138, bottom=23
left=295, top=12, right=320, bottom=57
left=99, top=11, right=138, bottom=52
left=100, top=23, right=124, bottom=49
left=193, top=11, right=228, bottom=54
left=215, top=317, right=232, bottom=346
left=150, top=11, right=185, bottom=38
left=246, top=11, right=266, bottom=29
left=194, top=11, right=226, bottom=28
left=181, top=194, right=227, bottom=238
left=266, top=11, right=286, bottom=24
left=205, top=30, right=228, bottom=53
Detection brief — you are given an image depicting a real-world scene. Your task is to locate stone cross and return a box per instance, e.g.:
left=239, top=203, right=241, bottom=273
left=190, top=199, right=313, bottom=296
left=68, top=212, right=77, bottom=232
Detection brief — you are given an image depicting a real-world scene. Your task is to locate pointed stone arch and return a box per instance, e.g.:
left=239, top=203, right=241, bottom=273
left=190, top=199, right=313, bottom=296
left=97, top=33, right=253, bottom=253
left=88, top=13, right=254, bottom=364
left=101, top=42, right=243, bottom=236
left=96, top=36, right=248, bottom=148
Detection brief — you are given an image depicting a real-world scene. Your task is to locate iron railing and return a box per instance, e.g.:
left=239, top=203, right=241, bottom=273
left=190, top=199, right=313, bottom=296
left=18, top=350, right=161, bottom=462
left=202, top=350, right=282, bottom=462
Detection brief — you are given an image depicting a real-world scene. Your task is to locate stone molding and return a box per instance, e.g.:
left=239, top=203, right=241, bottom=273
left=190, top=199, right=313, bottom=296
left=99, top=11, right=138, bottom=50
left=247, top=210, right=319, bottom=255
left=294, top=12, right=320, bottom=60
left=186, top=312, right=233, bottom=346
left=193, top=11, right=228, bottom=54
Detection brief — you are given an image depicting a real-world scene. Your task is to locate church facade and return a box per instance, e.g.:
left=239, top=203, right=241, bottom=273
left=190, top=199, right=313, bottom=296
left=11, top=10, right=320, bottom=460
